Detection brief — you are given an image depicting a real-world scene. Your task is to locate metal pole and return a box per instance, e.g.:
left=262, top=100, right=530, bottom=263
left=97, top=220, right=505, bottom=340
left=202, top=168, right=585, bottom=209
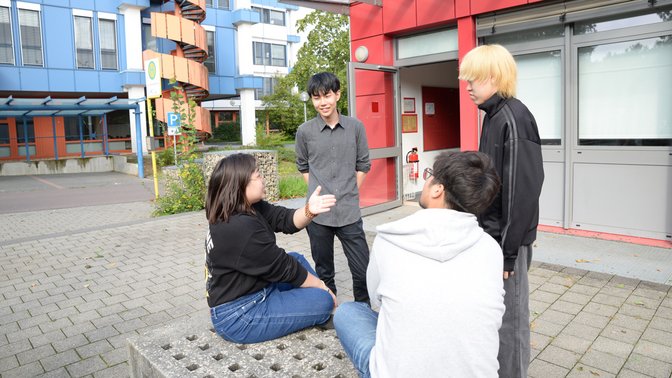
left=78, top=115, right=85, bottom=158
left=146, top=99, right=159, bottom=198
left=173, top=134, right=177, bottom=166
left=134, top=105, right=144, bottom=179
left=22, top=117, right=29, bottom=162
left=103, top=114, right=109, bottom=156
left=51, top=116, right=58, bottom=160
left=303, top=102, right=307, bottom=123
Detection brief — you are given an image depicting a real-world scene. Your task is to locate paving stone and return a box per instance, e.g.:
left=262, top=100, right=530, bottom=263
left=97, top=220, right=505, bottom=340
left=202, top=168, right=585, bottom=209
left=0, top=338, right=32, bottom=359
left=572, top=311, right=611, bottom=329
left=531, top=318, right=565, bottom=337
left=616, top=368, right=651, bottom=378
left=113, top=317, right=147, bottom=334
left=38, top=317, right=73, bottom=333
left=649, top=316, right=672, bottom=333
left=17, top=343, right=56, bottom=365
left=655, top=305, right=672, bottom=320
left=623, top=353, right=672, bottom=377
left=1, top=360, right=45, bottom=377
left=84, top=325, right=120, bottom=343
left=93, top=363, right=130, bottom=378
left=100, top=347, right=127, bottom=366
left=563, top=322, right=602, bottom=342
left=530, top=332, right=553, bottom=350
left=560, top=291, right=594, bottom=306
left=39, top=293, right=68, bottom=306
left=530, top=290, right=562, bottom=304
left=548, top=274, right=579, bottom=287
left=591, top=336, right=634, bottom=358
left=35, top=366, right=71, bottom=377
left=551, top=333, right=593, bottom=355
left=528, top=358, right=570, bottom=378
left=600, top=285, right=634, bottom=298
left=52, top=333, right=89, bottom=353
left=632, top=340, right=672, bottom=363
left=580, top=349, right=627, bottom=374
left=566, top=364, right=615, bottom=378
left=529, top=300, right=551, bottom=316
left=626, top=295, right=662, bottom=310
left=29, top=329, right=67, bottom=348
left=76, top=339, right=114, bottom=359
left=549, top=300, right=584, bottom=315
left=0, top=355, right=19, bottom=373
left=40, top=349, right=81, bottom=372
left=91, top=314, right=124, bottom=328
left=600, top=324, right=643, bottom=345
left=65, top=356, right=107, bottom=377
left=633, top=285, right=668, bottom=299
left=641, top=327, right=672, bottom=348
left=537, top=345, right=581, bottom=369
left=17, top=313, right=50, bottom=329
left=6, top=325, right=42, bottom=343
left=62, top=320, right=96, bottom=338
left=583, top=302, right=619, bottom=318
left=610, top=313, right=650, bottom=332
left=618, top=304, right=656, bottom=321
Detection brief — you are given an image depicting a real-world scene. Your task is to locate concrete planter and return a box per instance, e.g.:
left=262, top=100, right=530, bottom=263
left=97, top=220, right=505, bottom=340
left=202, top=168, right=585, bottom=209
left=202, top=150, right=279, bottom=202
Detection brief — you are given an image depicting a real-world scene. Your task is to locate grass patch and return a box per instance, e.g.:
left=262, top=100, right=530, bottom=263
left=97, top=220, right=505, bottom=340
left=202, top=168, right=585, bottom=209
left=279, top=175, right=307, bottom=199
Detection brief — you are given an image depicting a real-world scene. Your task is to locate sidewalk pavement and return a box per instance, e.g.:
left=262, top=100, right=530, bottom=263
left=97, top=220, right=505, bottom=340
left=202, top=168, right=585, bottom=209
left=0, top=198, right=671, bottom=377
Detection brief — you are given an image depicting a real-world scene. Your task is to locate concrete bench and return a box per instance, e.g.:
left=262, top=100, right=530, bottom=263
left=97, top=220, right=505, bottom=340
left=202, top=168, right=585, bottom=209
left=128, top=315, right=358, bottom=377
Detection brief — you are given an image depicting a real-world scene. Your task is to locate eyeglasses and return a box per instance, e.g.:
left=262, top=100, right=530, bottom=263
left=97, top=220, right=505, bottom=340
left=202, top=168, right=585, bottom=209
left=423, top=168, right=433, bottom=180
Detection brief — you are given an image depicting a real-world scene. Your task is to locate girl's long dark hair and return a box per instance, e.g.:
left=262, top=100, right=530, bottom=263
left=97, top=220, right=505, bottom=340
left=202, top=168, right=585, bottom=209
left=206, top=154, right=257, bottom=224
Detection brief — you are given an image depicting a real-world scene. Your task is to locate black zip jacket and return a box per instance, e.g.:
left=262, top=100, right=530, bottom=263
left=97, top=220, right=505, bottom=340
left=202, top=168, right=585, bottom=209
left=477, top=94, right=544, bottom=272
left=205, top=201, right=308, bottom=308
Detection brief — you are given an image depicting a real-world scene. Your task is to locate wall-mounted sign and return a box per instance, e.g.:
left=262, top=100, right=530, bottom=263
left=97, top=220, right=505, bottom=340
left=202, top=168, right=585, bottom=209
left=144, top=58, right=162, bottom=99
left=403, top=97, right=416, bottom=113
left=425, top=102, right=435, bottom=115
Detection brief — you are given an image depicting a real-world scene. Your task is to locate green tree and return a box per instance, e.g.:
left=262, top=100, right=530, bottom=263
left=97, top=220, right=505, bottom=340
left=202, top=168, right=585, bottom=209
left=261, top=11, right=350, bottom=136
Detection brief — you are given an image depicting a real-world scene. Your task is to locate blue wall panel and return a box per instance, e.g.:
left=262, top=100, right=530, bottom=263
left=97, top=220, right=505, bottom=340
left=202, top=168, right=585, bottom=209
left=74, top=71, right=100, bottom=92
left=20, top=68, right=49, bottom=91
left=43, top=6, right=74, bottom=70
left=44, top=0, right=70, bottom=7
left=219, top=28, right=236, bottom=77
left=69, top=0, right=95, bottom=11
left=99, top=71, right=122, bottom=92
left=48, top=69, right=76, bottom=92
left=0, top=67, right=22, bottom=91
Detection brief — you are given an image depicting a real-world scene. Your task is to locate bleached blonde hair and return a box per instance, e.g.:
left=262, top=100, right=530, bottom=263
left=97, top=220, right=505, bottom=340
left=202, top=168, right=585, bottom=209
left=458, top=44, right=517, bottom=98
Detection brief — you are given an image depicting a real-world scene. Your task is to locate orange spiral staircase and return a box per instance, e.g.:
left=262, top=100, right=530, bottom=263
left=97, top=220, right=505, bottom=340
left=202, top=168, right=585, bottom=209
left=143, top=0, right=212, bottom=138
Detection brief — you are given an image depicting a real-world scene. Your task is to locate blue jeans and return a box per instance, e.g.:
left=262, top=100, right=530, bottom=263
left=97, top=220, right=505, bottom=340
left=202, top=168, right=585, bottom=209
left=210, top=252, right=333, bottom=344
left=334, top=301, right=378, bottom=378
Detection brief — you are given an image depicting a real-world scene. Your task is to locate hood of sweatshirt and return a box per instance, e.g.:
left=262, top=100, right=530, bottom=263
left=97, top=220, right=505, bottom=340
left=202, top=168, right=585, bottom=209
left=375, top=208, right=485, bottom=262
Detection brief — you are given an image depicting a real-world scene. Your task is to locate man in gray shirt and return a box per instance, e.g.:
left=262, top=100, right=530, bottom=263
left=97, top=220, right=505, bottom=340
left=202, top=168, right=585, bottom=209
left=295, top=72, right=371, bottom=303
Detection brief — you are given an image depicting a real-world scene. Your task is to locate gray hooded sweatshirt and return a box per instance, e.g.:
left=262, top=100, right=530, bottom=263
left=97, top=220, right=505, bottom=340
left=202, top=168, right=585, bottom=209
left=367, top=208, right=505, bottom=378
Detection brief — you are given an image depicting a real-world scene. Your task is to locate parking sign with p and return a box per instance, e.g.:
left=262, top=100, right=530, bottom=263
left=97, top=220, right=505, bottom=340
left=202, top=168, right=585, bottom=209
left=167, top=112, right=181, bottom=136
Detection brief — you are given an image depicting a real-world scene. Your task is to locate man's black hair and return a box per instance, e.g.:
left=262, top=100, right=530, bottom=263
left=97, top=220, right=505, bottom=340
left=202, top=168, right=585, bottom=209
left=432, top=151, right=500, bottom=215
left=307, top=72, right=341, bottom=96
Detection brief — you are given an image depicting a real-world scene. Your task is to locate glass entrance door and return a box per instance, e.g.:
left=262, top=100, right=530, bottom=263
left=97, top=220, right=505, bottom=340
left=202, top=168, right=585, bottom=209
left=347, top=62, right=401, bottom=216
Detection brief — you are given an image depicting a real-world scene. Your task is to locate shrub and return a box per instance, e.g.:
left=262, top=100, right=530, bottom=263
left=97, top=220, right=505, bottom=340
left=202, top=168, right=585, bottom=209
left=153, top=162, right=206, bottom=216
left=211, top=121, right=241, bottom=142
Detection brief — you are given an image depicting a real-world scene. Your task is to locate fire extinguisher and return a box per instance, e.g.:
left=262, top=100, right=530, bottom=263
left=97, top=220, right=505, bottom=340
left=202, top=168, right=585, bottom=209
left=406, top=147, right=419, bottom=181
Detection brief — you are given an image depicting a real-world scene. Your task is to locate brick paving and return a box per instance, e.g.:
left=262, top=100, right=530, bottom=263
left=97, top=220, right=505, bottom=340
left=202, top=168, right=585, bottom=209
left=0, top=202, right=671, bottom=377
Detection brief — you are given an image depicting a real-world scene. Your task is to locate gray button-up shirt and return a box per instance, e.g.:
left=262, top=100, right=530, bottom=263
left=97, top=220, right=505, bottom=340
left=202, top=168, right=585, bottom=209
left=295, top=114, right=371, bottom=227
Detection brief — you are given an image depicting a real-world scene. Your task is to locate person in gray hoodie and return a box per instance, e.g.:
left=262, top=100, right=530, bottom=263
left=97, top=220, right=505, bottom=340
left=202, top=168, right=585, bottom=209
left=334, top=151, right=505, bottom=378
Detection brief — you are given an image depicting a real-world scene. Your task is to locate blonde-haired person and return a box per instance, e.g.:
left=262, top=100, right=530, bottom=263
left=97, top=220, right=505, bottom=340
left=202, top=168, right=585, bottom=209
left=459, top=44, right=544, bottom=378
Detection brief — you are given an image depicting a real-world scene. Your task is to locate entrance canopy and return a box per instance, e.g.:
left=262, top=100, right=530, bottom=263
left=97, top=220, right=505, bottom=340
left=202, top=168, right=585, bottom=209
left=0, top=96, right=147, bottom=178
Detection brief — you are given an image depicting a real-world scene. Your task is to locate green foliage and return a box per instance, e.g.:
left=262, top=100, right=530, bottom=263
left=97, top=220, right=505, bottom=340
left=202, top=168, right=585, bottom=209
left=168, top=81, right=199, bottom=163
left=261, top=11, right=350, bottom=136
left=211, top=121, right=241, bottom=142
left=156, top=147, right=175, bottom=168
left=153, top=162, right=206, bottom=216
left=255, top=124, right=289, bottom=147
left=279, top=175, right=307, bottom=199
left=276, top=147, right=296, bottom=165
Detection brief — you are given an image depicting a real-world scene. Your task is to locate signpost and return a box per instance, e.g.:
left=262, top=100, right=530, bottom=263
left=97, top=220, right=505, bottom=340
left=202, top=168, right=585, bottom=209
left=144, top=58, right=162, bottom=198
left=167, top=112, right=180, bottom=165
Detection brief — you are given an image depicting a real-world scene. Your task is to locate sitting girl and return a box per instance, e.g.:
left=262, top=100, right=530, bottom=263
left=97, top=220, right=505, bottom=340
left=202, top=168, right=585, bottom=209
left=205, top=153, right=337, bottom=344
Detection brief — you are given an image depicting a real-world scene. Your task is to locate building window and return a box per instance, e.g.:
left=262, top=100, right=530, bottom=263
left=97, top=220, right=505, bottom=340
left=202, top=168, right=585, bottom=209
left=578, top=35, right=672, bottom=146
left=18, top=9, right=43, bottom=66
left=204, top=30, right=215, bottom=74
left=142, top=23, right=157, bottom=51
left=253, top=42, right=286, bottom=67
left=0, top=6, right=13, bottom=64
left=74, top=15, right=94, bottom=69
left=99, top=19, right=117, bottom=70
left=255, top=77, right=278, bottom=100
left=252, top=7, right=285, bottom=26
left=16, top=119, right=35, bottom=143
left=0, top=122, right=9, bottom=144
left=205, top=0, right=229, bottom=9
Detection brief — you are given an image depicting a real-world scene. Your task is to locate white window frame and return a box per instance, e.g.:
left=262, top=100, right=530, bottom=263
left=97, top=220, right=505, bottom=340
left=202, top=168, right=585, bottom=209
left=253, top=41, right=287, bottom=67
left=98, top=15, right=118, bottom=70
left=73, top=10, right=94, bottom=69
left=16, top=3, right=43, bottom=67
left=0, top=2, right=15, bottom=65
